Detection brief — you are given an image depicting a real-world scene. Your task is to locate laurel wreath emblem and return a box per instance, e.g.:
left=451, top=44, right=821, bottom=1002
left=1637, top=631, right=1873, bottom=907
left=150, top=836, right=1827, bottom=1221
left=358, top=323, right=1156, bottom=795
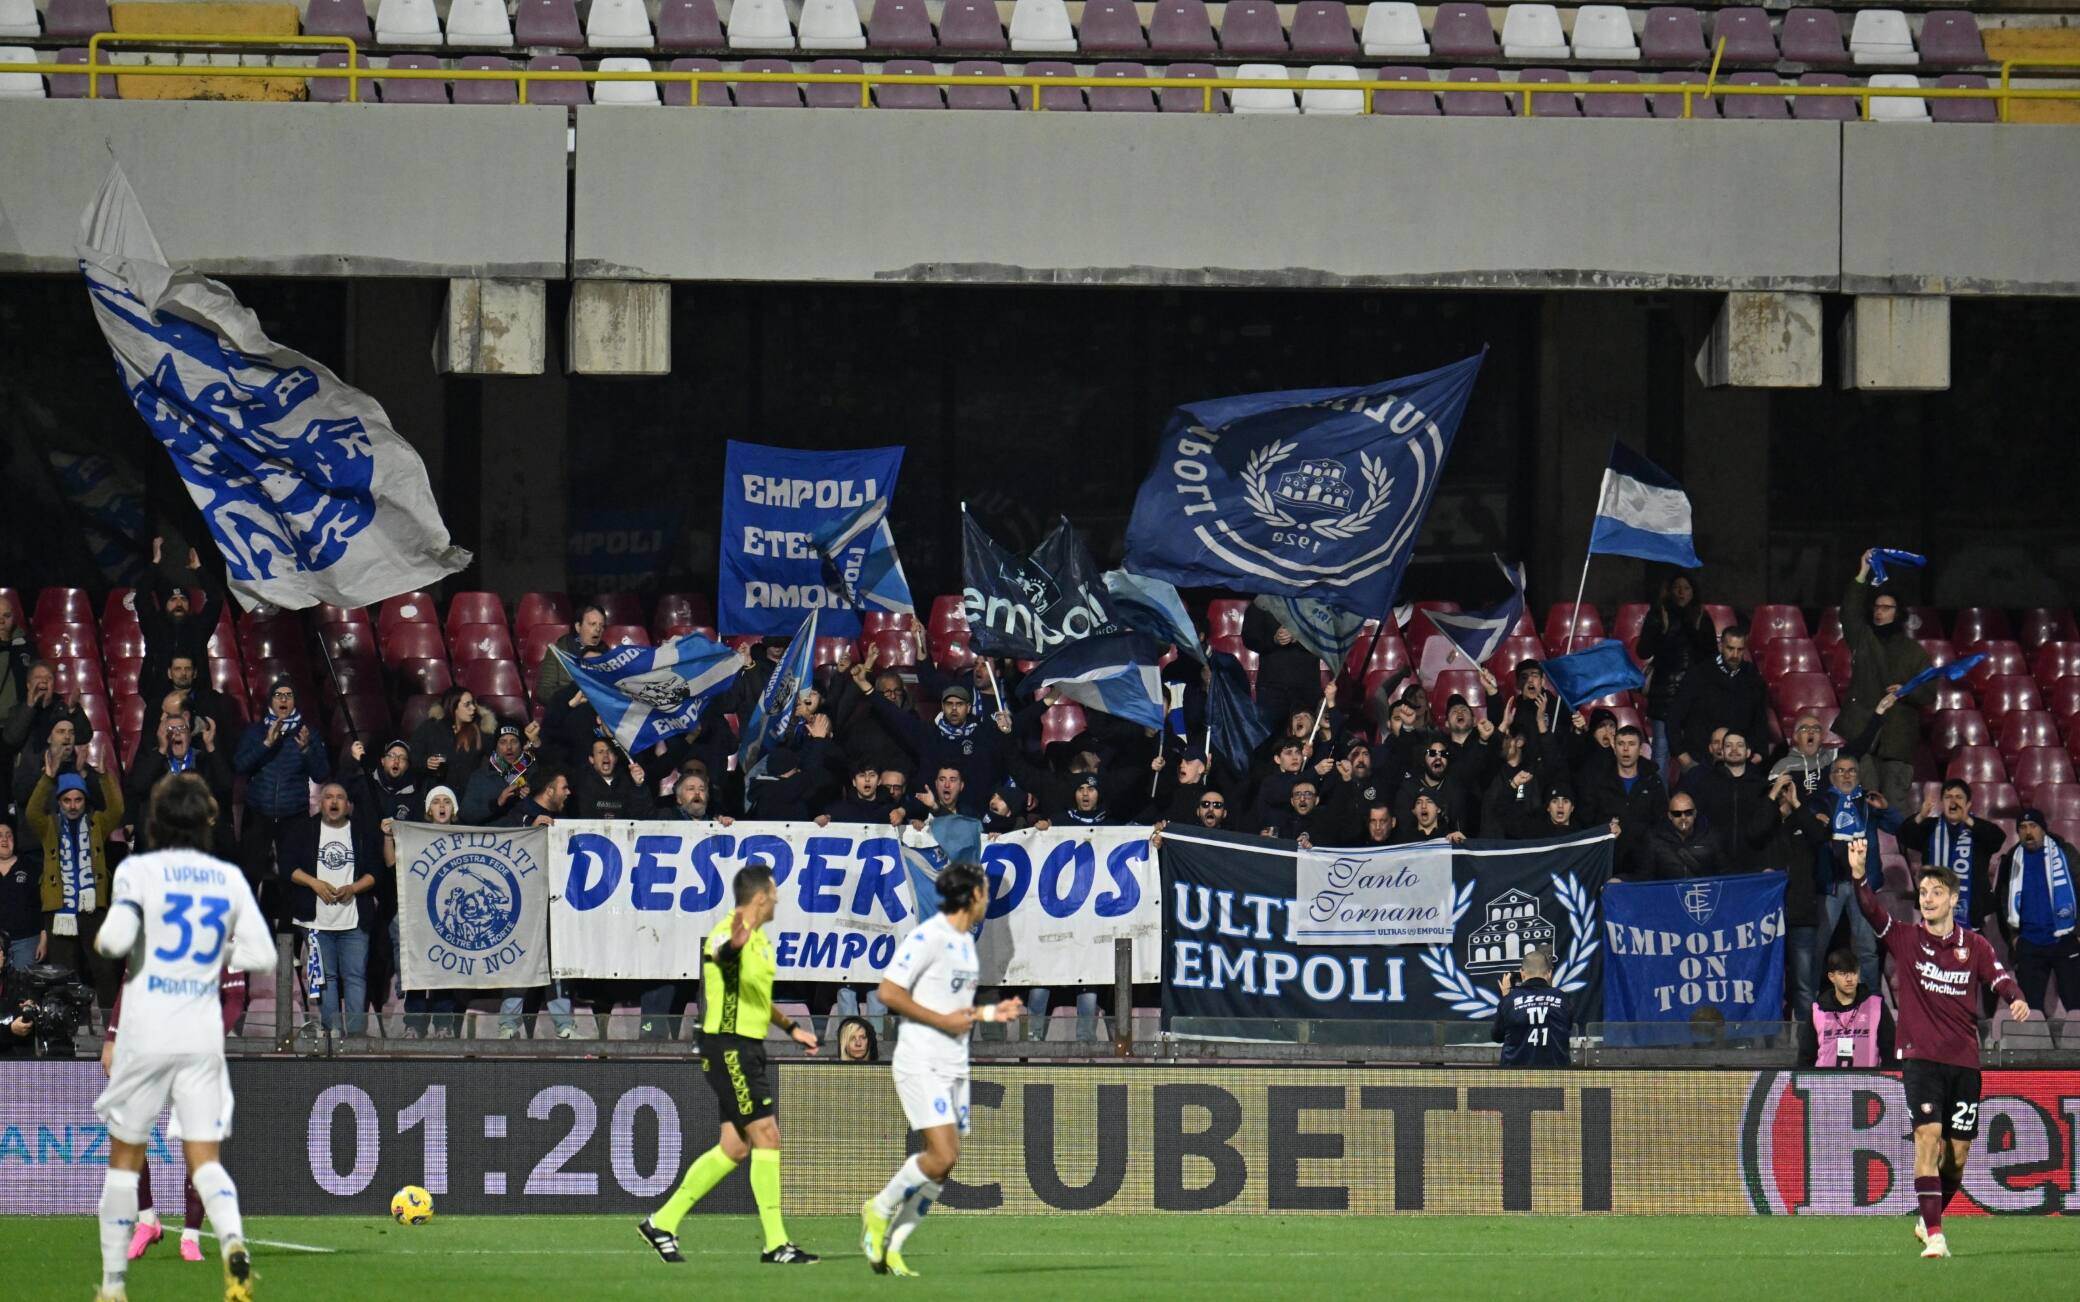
left=1241, top=439, right=1394, bottom=539
left=1420, top=873, right=1601, bottom=1020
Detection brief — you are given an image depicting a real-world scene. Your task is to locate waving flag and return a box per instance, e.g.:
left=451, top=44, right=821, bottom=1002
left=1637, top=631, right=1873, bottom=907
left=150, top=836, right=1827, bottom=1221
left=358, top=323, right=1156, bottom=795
left=1588, top=445, right=1702, bottom=570
left=78, top=165, right=469, bottom=612
left=1867, top=548, right=1927, bottom=586
left=1250, top=594, right=1370, bottom=670
left=962, top=510, right=1118, bottom=658
left=738, top=611, right=817, bottom=779
left=1426, top=556, right=1529, bottom=669
left=1894, top=652, right=1985, bottom=703
left=1543, top=640, right=1646, bottom=710
left=1024, top=632, right=1168, bottom=730
left=1124, top=353, right=1484, bottom=617
left=814, top=496, right=914, bottom=617
left=1207, top=649, right=1270, bottom=772
left=1103, top=570, right=1203, bottom=663
left=554, top=634, right=743, bottom=753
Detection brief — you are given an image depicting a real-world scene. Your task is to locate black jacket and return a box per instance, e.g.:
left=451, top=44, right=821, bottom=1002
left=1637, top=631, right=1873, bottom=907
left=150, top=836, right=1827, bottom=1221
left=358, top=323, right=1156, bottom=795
left=1493, top=976, right=1572, bottom=1067
left=137, top=568, right=224, bottom=699
left=1745, top=796, right=1832, bottom=927
left=1897, top=814, right=2007, bottom=931
left=575, top=768, right=654, bottom=821
left=279, top=810, right=387, bottom=930
left=1796, top=980, right=1896, bottom=1065
left=1639, top=599, right=1714, bottom=720
left=824, top=793, right=901, bottom=826
left=866, top=696, right=1008, bottom=817
left=1578, top=762, right=1668, bottom=877
left=1644, top=820, right=1730, bottom=880
left=1689, top=763, right=1772, bottom=871
left=1668, top=656, right=1771, bottom=767
left=126, top=744, right=236, bottom=860
left=1242, top=604, right=1325, bottom=722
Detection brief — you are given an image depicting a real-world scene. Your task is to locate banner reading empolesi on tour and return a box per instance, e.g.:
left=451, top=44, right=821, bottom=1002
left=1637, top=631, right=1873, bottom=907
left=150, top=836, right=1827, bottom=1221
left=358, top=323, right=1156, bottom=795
left=548, top=821, right=1159, bottom=985
left=1160, top=827, right=1610, bottom=1030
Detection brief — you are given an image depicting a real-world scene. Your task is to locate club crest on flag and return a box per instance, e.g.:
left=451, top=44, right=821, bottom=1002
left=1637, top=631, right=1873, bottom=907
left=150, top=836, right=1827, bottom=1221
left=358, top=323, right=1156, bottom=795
left=1245, top=443, right=1394, bottom=541
left=1682, top=879, right=1721, bottom=926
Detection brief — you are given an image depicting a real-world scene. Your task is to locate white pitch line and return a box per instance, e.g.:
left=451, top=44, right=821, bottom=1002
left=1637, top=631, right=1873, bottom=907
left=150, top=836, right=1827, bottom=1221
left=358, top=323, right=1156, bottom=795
left=199, top=1230, right=337, bottom=1255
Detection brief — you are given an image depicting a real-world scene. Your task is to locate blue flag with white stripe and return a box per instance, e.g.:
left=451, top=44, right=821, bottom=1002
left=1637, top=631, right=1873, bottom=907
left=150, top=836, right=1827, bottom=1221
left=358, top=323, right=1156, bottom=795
left=814, top=497, right=915, bottom=618
left=738, top=611, right=817, bottom=779
left=1124, top=353, right=1485, bottom=617
left=1588, top=445, right=1702, bottom=570
left=555, top=635, right=743, bottom=754
left=1103, top=570, right=1203, bottom=663
left=1426, top=556, right=1528, bottom=669
left=1542, top=640, right=1646, bottom=710
left=1024, top=632, right=1169, bottom=731
left=78, top=165, right=471, bottom=612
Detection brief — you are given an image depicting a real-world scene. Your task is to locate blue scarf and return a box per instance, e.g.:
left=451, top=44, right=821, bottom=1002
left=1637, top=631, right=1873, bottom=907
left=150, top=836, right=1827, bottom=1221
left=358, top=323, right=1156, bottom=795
left=56, top=808, right=93, bottom=923
left=1932, top=817, right=1973, bottom=922
left=1828, top=788, right=1868, bottom=840
left=935, top=713, right=977, bottom=742
left=166, top=745, right=196, bottom=775
left=2006, top=840, right=2077, bottom=942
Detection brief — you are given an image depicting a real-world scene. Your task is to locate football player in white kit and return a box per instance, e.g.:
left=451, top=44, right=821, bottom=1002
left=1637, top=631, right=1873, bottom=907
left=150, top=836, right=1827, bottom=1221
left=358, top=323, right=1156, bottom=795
left=859, top=863, right=1021, bottom=1277
left=90, top=773, right=276, bottom=1302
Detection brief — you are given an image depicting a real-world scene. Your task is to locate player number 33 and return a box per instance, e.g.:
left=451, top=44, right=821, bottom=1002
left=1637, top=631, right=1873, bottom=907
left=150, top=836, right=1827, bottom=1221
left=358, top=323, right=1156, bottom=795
left=152, top=892, right=233, bottom=964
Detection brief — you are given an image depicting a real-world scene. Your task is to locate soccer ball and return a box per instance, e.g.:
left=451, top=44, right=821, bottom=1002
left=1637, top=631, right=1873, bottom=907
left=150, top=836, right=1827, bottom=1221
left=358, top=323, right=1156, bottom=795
left=390, top=1186, right=434, bottom=1225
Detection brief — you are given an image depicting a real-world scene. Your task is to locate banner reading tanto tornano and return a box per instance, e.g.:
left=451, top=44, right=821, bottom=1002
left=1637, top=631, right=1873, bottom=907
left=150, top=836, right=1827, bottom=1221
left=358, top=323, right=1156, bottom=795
left=548, top=820, right=1159, bottom=985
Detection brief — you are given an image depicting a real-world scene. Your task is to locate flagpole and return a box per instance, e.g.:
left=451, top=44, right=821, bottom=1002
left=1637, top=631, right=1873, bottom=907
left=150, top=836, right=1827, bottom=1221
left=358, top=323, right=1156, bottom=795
left=981, top=656, right=1006, bottom=717
left=1553, top=551, right=1593, bottom=733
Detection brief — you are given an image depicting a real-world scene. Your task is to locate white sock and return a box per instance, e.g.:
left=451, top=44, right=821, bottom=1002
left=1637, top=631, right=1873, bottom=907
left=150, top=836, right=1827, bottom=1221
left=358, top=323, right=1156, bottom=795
left=181, top=1227, right=202, bottom=1243
left=872, top=1154, right=929, bottom=1219
left=99, top=1168, right=140, bottom=1290
left=190, top=1161, right=245, bottom=1253
left=138, top=1207, right=161, bottom=1229
left=888, top=1177, right=942, bottom=1254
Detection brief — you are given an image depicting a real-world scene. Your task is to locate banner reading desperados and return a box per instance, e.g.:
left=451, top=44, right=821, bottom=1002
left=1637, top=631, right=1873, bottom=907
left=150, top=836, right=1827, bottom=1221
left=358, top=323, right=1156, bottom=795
left=395, top=822, right=552, bottom=989
left=549, top=821, right=1158, bottom=985
left=720, top=441, right=904, bottom=637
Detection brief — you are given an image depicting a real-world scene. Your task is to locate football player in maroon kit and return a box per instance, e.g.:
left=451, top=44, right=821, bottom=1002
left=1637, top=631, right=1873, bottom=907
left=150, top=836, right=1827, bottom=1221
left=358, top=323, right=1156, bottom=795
left=1847, top=836, right=2029, bottom=1259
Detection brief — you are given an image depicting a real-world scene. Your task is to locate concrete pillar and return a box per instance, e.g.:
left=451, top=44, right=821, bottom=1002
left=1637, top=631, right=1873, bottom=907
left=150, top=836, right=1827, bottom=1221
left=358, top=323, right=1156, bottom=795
left=1693, top=291, right=1823, bottom=389
left=568, top=280, right=671, bottom=376
left=437, top=278, right=547, bottom=376
left=1839, top=295, right=1950, bottom=391
left=475, top=371, right=570, bottom=597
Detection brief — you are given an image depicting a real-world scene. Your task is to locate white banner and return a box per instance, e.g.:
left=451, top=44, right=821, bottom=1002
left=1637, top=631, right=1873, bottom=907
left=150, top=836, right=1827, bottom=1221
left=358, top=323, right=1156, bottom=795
left=396, top=823, right=552, bottom=989
left=547, top=820, right=1159, bottom=985
left=1289, top=842, right=1456, bottom=946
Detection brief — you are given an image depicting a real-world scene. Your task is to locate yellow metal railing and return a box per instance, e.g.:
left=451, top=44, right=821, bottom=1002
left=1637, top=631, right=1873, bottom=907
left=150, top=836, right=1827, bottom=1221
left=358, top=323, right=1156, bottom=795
left=13, top=34, right=2080, bottom=120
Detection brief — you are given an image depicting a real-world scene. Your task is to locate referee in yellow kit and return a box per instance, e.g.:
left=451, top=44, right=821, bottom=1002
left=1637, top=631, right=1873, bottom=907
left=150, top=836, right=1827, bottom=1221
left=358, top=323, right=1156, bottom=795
left=638, top=862, right=822, bottom=1265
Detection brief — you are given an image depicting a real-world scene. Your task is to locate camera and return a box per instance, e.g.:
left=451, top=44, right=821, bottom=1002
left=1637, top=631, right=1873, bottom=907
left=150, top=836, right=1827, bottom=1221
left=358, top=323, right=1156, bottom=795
left=0, top=935, right=97, bottom=1059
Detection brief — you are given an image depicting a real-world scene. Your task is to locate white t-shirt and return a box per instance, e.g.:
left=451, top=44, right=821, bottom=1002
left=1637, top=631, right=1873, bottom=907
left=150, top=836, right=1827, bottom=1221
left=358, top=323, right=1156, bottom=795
left=106, top=849, right=271, bottom=1058
left=310, top=821, right=359, bottom=932
left=886, top=911, right=980, bottom=1075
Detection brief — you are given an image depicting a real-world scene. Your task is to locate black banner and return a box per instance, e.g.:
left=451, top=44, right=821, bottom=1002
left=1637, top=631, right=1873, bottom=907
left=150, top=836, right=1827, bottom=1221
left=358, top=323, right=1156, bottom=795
left=1161, top=828, right=1610, bottom=1030
left=960, top=510, right=1116, bottom=658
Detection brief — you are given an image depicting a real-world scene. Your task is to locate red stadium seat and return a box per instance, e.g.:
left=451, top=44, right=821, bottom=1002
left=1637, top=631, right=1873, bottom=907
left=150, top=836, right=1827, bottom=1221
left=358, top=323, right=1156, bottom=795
left=312, top=603, right=374, bottom=633
left=812, top=635, right=857, bottom=668
left=1205, top=599, right=1247, bottom=641
left=1041, top=702, right=1088, bottom=748
left=2018, top=608, right=2079, bottom=652
left=1928, top=709, right=1990, bottom=761
left=1417, top=635, right=1470, bottom=689
left=106, top=658, right=142, bottom=698
left=451, top=623, right=517, bottom=664
left=1611, top=602, right=1650, bottom=649
left=1912, top=638, right=1957, bottom=670
left=1813, top=607, right=1843, bottom=646
left=53, top=657, right=105, bottom=697
left=324, top=657, right=384, bottom=702
left=519, top=623, right=565, bottom=673
left=1431, top=669, right=1488, bottom=721
left=1759, top=638, right=1820, bottom=682
left=2032, top=642, right=2080, bottom=689
left=1769, top=672, right=1836, bottom=718
left=516, top=592, right=573, bottom=630
left=869, top=629, right=918, bottom=669
left=332, top=693, right=395, bottom=746
left=394, top=658, right=455, bottom=698
left=97, top=623, right=141, bottom=662
left=1998, top=711, right=2060, bottom=765
left=317, top=622, right=379, bottom=662
left=460, top=659, right=526, bottom=702
left=1606, top=705, right=1646, bottom=735
left=1962, top=640, right=2026, bottom=690
left=862, top=611, right=915, bottom=637
left=1701, top=603, right=1738, bottom=638
left=398, top=693, right=439, bottom=739
left=1541, top=603, right=1603, bottom=654
left=34, top=587, right=92, bottom=626
left=444, top=591, right=508, bottom=642
left=101, top=588, right=140, bottom=633
left=1971, top=781, right=2022, bottom=820
left=1903, top=607, right=1945, bottom=641
left=2039, top=785, right=2080, bottom=825
left=379, top=591, right=440, bottom=637
left=1946, top=745, right=2006, bottom=785
left=1748, top=604, right=1808, bottom=648
left=81, top=732, right=120, bottom=781
left=476, top=694, right=530, bottom=730
left=929, top=594, right=970, bottom=637
left=652, top=593, right=699, bottom=639
left=584, top=593, right=639, bottom=627
left=1951, top=607, right=2012, bottom=646
left=1484, top=635, right=1547, bottom=685
left=380, top=621, right=447, bottom=669
left=244, top=622, right=313, bottom=663
left=1344, top=627, right=1410, bottom=683
left=2013, top=747, right=2076, bottom=796
left=38, top=623, right=99, bottom=659
left=1823, top=640, right=1854, bottom=696
left=1403, top=601, right=1461, bottom=646
left=723, top=635, right=760, bottom=656
left=208, top=656, right=243, bottom=698
left=932, top=632, right=976, bottom=673
left=2047, top=678, right=2080, bottom=729
left=604, top=624, right=651, bottom=649
left=1978, top=675, right=2041, bottom=726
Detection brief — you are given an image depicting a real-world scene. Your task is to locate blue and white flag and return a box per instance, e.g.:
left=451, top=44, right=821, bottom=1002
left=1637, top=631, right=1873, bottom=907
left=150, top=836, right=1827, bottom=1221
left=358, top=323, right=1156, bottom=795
left=1543, top=639, right=1645, bottom=709
left=1603, top=872, right=1787, bottom=1033
left=738, top=611, right=817, bottom=779
left=1588, top=444, right=1702, bottom=570
left=814, top=496, right=914, bottom=618
left=1894, top=652, right=1985, bottom=703
left=1207, top=649, right=1269, bottom=773
left=553, top=634, right=743, bottom=753
left=1251, top=594, right=1370, bottom=670
left=1124, top=353, right=1486, bottom=617
left=1103, top=569, right=1203, bottom=663
left=1867, top=547, right=1927, bottom=586
left=1425, top=555, right=1529, bottom=670
left=721, top=441, right=904, bottom=637
left=303, top=929, right=325, bottom=1003
left=78, top=166, right=470, bottom=612
left=1024, top=632, right=1168, bottom=730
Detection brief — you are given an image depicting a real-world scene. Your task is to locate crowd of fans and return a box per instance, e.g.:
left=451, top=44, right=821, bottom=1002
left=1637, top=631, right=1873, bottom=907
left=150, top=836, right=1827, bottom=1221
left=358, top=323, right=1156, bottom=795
left=3, top=544, right=2076, bottom=1051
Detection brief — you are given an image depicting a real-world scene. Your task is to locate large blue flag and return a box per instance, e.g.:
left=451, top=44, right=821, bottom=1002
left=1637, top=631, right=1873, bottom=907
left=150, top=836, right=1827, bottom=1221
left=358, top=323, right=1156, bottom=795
left=1024, top=632, right=1168, bottom=730
left=721, top=442, right=903, bottom=637
left=1206, top=649, right=1269, bottom=772
left=1588, top=444, right=1702, bottom=570
left=813, top=496, right=914, bottom=618
left=1603, top=872, right=1787, bottom=1036
left=1543, top=640, right=1645, bottom=709
left=78, top=166, right=470, bottom=612
left=1123, top=353, right=1485, bottom=617
left=554, top=634, right=743, bottom=753
left=1424, top=556, right=1528, bottom=669
left=738, top=611, right=817, bottom=779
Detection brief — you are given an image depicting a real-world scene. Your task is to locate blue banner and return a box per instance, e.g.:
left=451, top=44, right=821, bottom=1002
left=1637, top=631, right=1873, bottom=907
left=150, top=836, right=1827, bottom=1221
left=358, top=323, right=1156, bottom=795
left=1123, top=353, right=1485, bottom=617
left=1602, top=872, right=1787, bottom=1032
left=720, top=441, right=904, bottom=636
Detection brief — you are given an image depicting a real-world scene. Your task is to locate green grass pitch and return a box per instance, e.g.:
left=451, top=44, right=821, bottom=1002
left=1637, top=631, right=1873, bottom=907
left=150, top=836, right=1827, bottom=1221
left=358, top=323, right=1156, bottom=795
left=5, top=1214, right=2076, bottom=1300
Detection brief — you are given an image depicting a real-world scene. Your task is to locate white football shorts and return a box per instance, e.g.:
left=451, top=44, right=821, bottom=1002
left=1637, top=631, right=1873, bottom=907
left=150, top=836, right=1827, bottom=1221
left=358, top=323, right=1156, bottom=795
left=96, top=1052, right=234, bottom=1146
left=893, top=1064, right=970, bottom=1135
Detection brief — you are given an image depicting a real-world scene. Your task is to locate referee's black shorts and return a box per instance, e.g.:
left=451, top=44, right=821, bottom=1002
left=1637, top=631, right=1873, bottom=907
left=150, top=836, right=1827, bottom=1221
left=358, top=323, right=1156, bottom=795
left=1902, top=1059, right=1982, bottom=1140
left=701, top=1034, right=776, bottom=1128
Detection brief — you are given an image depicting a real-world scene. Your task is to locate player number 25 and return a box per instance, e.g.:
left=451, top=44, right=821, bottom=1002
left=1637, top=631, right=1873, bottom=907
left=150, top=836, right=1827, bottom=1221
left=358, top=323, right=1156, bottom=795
left=153, top=892, right=233, bottom=964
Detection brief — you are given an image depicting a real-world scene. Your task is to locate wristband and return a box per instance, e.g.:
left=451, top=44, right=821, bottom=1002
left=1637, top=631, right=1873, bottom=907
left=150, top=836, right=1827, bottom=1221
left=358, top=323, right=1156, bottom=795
left=979, top=1004, right=996, bottom=1023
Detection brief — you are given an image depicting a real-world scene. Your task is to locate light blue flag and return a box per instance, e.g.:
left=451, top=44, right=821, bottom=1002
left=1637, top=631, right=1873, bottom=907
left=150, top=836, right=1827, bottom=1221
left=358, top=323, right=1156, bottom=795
left=304, top=931, right=326, bottom=1002
left=78, top=165, right=470, bottom=612
left=738, top=611, right=818, bottom=779
left=1425, top=556, right=1528, bottom=669
left=554, top=634, right=743, bottom=753
left=814, top=497, right=915, bottom=617
left=1542, top=639, right=1647, bottom=709
left=1104, top=569, right=1204, bottom=663
left=1588, top=444, right=1703, bottom=570
left=1894, top=652, right=1985, bottom=702
left=1251, top=594, right=1369, bottom=669
left=1024, top=632, right=1168, bottom=730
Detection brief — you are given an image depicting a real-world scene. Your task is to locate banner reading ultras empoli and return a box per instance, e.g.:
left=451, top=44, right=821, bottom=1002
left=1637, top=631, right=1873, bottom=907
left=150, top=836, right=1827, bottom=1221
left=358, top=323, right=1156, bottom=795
left=548, top=821, right=1158, bottom=985
left=719, top=441, right=904, bottom=637
left=395, top=822, right=551, bottom=989
left=1161, top=828, right=1609, bottom=1028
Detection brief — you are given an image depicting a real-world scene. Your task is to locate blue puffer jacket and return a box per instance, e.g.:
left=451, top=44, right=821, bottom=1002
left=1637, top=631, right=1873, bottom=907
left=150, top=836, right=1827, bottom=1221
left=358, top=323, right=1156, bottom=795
left=234, top=720, right=333, bottom=817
